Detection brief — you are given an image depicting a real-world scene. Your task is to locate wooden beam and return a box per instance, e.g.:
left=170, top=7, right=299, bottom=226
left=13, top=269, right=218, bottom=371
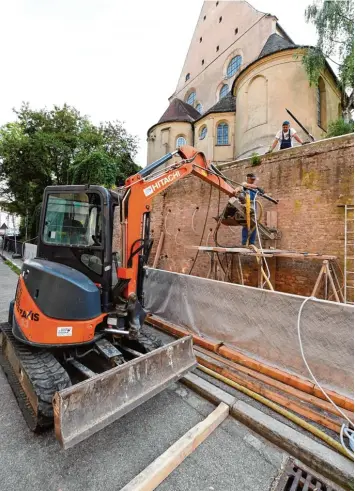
left=312, top=261, right=327, bottom=297
left=120, top=402, right=229, bottom=491
left=152, top=232, right=165, bottom=269
left=185, top=246, right=337, bottom=261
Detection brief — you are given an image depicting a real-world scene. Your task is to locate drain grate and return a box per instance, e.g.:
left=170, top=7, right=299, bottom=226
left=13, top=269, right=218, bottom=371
left=277, top=462, right=339, bottom=491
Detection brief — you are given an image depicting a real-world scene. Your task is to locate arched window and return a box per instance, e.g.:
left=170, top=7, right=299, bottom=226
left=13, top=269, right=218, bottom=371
left=216, top=123, right=229, bottom=145
left=196, top=103, right=203, bottom=114
left=186, top=91, right=196, bottom=106
left=226, top=55, right=242, bottom=78
left=317, top=77, right=327, bottom=129
left=199, top=126, right=207, bottom=140
left=219, top=84, right=229, bottom=100
left=185, top=73, right=190, bottom=82
left=176, top=136, right=186, bottom=148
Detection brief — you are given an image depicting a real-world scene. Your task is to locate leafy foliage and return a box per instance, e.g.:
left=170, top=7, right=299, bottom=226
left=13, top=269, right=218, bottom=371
left=326, top=118, right=354, bottom=137
left=251, top=152, right=261, bottom=166
left=0, top=103, right=140, bottom=237
left=303, top=0, right=354, bottom=112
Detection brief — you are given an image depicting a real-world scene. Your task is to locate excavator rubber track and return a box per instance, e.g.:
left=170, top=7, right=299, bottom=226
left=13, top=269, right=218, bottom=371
left=0, top=322, right=71, bottom=432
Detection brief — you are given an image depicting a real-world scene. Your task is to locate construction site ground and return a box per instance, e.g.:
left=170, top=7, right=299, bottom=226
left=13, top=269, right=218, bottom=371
left=0, top=256, right=346, bottom=490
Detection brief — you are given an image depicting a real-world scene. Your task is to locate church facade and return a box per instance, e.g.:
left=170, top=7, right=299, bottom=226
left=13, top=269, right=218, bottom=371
left=147, top=0, right=341, bottom=164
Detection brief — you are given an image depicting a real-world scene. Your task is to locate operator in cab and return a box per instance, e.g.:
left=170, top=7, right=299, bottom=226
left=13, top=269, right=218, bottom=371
left=267, top=120, right=304, bottom=153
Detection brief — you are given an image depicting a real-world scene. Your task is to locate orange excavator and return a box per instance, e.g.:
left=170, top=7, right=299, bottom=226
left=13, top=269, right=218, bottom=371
left=0, top=145, right=245, bottom=449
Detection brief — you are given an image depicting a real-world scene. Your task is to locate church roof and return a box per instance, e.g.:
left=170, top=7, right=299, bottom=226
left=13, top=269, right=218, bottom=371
left=196, top=92, right=236, bottom=121
left=0, top=223, right=7, bottom=230
left=258, top=33, right=296, bottom=58
left=157, top=98, right=201, bottom=125
left=148, top=98, right=201, bottom=135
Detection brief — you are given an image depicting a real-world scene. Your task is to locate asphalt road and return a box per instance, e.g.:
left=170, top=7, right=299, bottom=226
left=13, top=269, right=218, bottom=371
left=0, top=257, right=290, bottom=490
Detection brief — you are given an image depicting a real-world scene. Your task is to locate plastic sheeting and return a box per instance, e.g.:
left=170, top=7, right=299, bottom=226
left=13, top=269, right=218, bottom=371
left=144, top=268, right=354, bottom=398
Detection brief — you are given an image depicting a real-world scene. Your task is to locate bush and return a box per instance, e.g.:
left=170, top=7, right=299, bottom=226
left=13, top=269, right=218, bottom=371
left=251, top=152, right=261, bottom=166
left=326, top=118, right=354, bottom=138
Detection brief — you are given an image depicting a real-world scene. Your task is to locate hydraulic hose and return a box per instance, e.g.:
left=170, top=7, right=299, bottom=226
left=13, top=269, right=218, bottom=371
left=197, top=364, right=353, bottom=460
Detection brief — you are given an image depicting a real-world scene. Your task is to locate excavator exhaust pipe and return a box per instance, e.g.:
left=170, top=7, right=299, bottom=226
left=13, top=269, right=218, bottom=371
left=53, top=336, right=196, bottom=449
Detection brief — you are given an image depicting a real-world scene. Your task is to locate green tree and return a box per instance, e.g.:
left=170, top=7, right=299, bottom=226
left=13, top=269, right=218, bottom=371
left=326, top=117, right=354, bottom=137
left=303, top=0, right=354, bottom=117
left=0, top=103, right=140, bottom=237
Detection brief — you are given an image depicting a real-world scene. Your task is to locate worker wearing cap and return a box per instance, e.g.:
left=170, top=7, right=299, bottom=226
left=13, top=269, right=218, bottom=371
left=267, top=121, right=304, bottom=153
left=234, top=173, right=262, bottom=246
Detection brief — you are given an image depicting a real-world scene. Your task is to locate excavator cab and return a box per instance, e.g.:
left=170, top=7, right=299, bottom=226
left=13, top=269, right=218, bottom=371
left=38, top=186, right=115, bottom=303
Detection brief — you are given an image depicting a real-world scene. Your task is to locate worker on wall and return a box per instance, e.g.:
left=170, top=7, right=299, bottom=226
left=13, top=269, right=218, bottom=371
left=267, top=121, right=304, bottom=153
left=234, top=173, right=262, bottom=246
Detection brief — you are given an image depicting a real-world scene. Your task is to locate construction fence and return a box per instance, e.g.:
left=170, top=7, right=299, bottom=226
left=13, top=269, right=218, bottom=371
left=143, top=268, right=354, bottom=399
left=1, top=237, right=37, bottom=261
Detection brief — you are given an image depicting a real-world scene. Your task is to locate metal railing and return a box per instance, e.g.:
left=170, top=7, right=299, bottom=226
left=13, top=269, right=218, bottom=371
left=1, top=236, right=24, bottom=257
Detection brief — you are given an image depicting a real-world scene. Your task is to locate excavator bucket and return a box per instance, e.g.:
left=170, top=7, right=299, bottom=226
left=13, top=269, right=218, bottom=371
left=53, top=336, right=196, bottom=449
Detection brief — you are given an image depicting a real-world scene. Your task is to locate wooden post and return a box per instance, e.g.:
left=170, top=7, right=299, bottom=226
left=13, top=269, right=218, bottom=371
left=326, top=262, right=341, bottom=303
left=311, top=261, right=327, bottom=298
left=152, top=232, right=165, bottom=269
left=267, top=257, right=276, bottom=290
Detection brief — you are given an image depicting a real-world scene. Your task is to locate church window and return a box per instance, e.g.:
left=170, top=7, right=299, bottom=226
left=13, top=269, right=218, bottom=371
left=185, top=73, right=190, bottom=82
left=199, top=126, right=207, bottom=140
left=186, top=91, right=196, bottom=106
left=219, top=84, right=229, bottom=100
left=216, top=123, right=229, bottom=145
left=216, top=45, right=219, bottom=52
left=226, top=55, right=242, bottom=78
left=196, top=103, right=203, bottom=114
left=235, top=27, right=238, bottom=35
left=202, top=59, right=205, bottom=65
left=176, top=136, right=187, bottom=148
left=219, top=16, right=222, bottom=23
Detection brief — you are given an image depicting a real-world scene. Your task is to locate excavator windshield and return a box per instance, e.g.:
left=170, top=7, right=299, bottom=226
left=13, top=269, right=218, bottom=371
left=43, top=192, right=102, bottom=248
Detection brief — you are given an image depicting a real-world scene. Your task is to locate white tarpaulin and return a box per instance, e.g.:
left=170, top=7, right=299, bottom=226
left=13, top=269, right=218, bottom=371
left=144, top=268, right=354, bottom=398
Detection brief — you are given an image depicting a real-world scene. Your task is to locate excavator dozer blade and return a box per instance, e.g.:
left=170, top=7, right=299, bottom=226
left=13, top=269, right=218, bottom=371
left=53, top=336, right=196, bottom=449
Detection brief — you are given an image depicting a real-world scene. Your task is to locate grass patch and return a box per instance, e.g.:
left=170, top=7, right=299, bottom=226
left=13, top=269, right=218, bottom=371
left=4, top=259, right=21, bottom=276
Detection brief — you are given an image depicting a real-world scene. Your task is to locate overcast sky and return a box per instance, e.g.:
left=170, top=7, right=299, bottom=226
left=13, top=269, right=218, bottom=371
left=0, top=0, right=318, bottom=166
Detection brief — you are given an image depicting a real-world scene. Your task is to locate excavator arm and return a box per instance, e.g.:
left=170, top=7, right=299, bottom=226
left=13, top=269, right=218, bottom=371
left=118, top=145, right=235, bottom=298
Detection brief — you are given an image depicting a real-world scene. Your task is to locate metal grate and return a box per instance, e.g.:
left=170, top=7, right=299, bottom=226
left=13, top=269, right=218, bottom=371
left=276, top=462, right=339, bottom=491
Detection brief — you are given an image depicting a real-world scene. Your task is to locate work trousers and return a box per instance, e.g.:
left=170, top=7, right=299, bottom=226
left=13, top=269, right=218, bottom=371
left=242, top=226, right=256, bottom=246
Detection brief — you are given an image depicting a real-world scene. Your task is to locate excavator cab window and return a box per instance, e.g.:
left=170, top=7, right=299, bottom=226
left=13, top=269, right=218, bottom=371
left=43, top=192, right=102, bottom=248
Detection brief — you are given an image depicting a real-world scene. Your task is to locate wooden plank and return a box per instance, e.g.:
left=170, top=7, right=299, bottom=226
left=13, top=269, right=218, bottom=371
left=197, top=357, right=342, bottom=433
left=194, top=347, right=354, bottom=421
left=147, top=315, right=223, bottom=353
left=120, top=402, right=229, bottom=491
left=218, top=345, right=354, bottom=412
left=152, top=232, right=165, bottom=269
left=185, top=246, right=337, bottom=260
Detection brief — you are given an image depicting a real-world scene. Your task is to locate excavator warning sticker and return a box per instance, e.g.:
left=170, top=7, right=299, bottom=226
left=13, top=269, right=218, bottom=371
left=143, top=186, right=154, bottom=197
left=57, top=327, right=73, bottom=337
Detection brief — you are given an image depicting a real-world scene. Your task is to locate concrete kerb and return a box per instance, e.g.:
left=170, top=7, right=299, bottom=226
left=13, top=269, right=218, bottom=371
left=0, top=251, right=23, bottom=271
left=181, top=372, right=353, bottom=489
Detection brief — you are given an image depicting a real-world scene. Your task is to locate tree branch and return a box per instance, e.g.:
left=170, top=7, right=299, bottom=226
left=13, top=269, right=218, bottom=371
left=325, top=55, right=342, bottom=66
